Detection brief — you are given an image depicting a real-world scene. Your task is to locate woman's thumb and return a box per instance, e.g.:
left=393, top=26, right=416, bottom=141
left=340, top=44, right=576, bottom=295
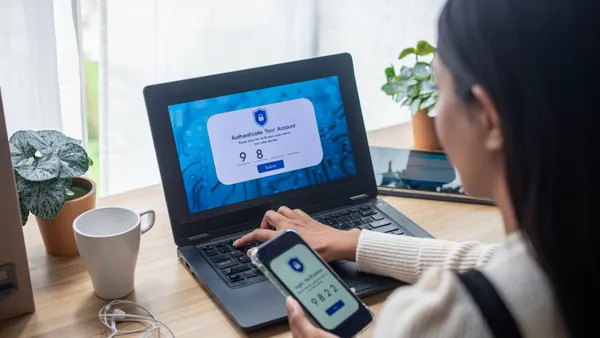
left=287, top=296, right=302, bottom=316
left=287, top=297, right=312, bottom=335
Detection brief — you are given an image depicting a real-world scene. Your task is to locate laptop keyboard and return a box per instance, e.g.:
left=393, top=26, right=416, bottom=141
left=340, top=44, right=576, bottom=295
left=198, top=239, right=265, bottom=287
left=196, top=204, right=407, bottom=288
left=314, top=205, right=406, bottom=235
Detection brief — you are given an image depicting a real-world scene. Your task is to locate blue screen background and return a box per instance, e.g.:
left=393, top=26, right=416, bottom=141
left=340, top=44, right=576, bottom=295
left=168, top=76, right=357, bottom=214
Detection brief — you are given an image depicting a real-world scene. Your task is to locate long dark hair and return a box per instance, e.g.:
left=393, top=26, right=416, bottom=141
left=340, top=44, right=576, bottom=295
left=437, top=0, right=599, bottom=336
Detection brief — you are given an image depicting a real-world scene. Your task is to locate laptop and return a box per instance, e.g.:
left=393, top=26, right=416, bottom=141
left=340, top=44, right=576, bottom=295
left=143, top=53, right=433, bottom=331
left=370, top=146, right=494, bottom=205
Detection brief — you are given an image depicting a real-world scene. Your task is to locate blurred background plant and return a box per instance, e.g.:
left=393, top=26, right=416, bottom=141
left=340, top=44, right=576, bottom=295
left=381, top=40, right=438, bottom=117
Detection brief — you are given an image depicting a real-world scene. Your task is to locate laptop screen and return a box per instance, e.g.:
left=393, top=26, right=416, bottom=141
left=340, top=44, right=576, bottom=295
left=168, top=76, right=357, bottom=214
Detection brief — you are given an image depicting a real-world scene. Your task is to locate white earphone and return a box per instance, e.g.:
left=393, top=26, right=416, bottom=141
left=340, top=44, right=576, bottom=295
left=98, top=300, right=175, bottom=338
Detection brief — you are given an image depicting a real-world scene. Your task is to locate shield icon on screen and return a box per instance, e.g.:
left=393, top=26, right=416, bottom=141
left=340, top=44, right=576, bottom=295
left=253, top=108, right=268, bottom=127
left=288, top=257, right=304, bottom=273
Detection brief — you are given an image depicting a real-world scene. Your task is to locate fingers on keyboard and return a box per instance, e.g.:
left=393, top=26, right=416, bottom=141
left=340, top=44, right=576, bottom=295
left=198, top=239, right=264, bottom=286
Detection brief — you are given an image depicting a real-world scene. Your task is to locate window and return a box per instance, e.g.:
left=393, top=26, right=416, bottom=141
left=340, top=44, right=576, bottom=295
left=1, top=0, right=444, bottom=196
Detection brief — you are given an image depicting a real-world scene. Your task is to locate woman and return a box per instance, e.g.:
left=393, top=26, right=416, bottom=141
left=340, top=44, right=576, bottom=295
left=235, top=0, right=599, bottom=336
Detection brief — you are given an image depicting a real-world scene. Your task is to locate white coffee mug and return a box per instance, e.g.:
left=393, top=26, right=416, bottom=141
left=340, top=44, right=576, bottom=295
left=73, top=207, right=155, bottom=299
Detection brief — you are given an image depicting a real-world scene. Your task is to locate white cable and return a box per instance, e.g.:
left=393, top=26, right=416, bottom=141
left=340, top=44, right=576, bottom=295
left=98, top=300, right=175, bottom=338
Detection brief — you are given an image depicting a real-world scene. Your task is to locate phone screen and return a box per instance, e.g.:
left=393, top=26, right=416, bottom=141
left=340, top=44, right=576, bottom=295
left=269, top=244, right=359, bottom=330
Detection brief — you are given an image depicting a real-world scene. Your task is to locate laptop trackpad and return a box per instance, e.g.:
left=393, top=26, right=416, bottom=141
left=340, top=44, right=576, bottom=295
left=330, top=260, right=388, bottom=288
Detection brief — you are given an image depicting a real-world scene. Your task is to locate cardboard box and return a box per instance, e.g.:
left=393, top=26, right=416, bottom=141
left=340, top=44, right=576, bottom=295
left=0, top=89, right=35, bottom=320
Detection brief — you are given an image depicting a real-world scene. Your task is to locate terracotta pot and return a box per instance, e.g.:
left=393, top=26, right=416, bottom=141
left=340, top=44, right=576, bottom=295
left=411, top=108, right=443, bottom=151
left=36, top=176, right=96, bottom=257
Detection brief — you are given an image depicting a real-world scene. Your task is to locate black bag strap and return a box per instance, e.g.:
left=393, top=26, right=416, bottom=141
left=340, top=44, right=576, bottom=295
left=456, top=269, right=523, bottom=338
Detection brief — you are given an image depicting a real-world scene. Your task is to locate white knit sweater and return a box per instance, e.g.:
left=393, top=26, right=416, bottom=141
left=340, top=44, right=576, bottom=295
left=355, top=230, right=568, bottom=337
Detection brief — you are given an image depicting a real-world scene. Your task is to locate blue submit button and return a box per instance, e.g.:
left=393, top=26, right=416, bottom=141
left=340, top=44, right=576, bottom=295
left=257, top=160, right=285, bottom=173
left=325, top=300, right=345, bottom=316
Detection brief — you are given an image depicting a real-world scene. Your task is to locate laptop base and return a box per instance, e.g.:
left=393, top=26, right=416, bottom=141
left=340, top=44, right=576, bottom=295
left=177, top=198, right=431, bottom=331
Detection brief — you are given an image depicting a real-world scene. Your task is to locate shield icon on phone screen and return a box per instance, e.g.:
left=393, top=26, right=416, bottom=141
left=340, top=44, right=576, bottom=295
left=288, top=257, right=304, bottom=273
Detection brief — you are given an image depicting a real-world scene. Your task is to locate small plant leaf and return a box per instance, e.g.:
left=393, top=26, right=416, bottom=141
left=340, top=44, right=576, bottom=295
left=427, top=106, right=438, bottom=117
left=26, top=130, right=81, bottom=155
left=24, top=131, right=52, bottom=154
left=68, top=184, right=91, bottom=200
left=384, top=65, right=395, bottom=78
left=18, top=194, right=29, bottom=226
left=14, top=153, right=61, bottom=182
left=57, top=142, right=89, bottom=178
left=399, top=66, right=412, bottom=78
left=420, top=80, right=438, bottom=95
left=18, top=177, right=65, bottom=219
left=381, top=83, right=389, bottom=93
left=414, top=62, right=433, bottom=80
left=65, top=187, right=75, bottom=197
left=15, top=172, right=25, bottom=191
left=62, top=178, right=73, bottom=190
left=401, top=97, right=413, bottom=107
left=382, top=82, right=403, bottom=96
left=406, top=85, right=420, bottom=98
left=88, top=157, right=94, bottom=166
left=38, top=130, right=81, bottom=147
left=415, top=93, right=432, bottom=102
left=9, top=131, right=37, bottom=168
left=410, top=99, right=422, bottom=115
left=401, top=78, right=418, bottom=86
left=62, top=178, right=77, bottom=201
left=395, top=92, right=407, bottom=103
left=416, top=40, right=436, bottom=55
left=398, top=47, right=416, bottom=60
left=420, top=95, right=437, bottom=109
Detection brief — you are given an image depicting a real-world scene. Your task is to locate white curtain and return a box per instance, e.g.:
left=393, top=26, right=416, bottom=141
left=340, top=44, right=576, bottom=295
left=316, top=0, right=444, bottom=129
left=100, top=0, right=445, bottom=196
left=0, top=0, right=85, bottom=142
left=99, top=0, right=319, bottom=195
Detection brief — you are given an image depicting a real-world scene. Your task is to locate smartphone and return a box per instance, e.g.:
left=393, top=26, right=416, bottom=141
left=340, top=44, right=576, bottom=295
left=251, top=229, right=374, bottom=337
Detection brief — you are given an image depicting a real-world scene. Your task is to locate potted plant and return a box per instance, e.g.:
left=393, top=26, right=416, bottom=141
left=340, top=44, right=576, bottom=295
left=9, top=130, right=96, bottom=257
left=381, top=40, right=442, bottom=150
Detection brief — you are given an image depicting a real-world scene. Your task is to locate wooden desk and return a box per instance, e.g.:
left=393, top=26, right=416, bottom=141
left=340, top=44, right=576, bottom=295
left=0, top=124, right=504, bottom=338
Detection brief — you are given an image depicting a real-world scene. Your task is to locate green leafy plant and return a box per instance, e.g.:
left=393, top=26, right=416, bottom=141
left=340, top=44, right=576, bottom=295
left=9, top=130, right=93, bottom=225
left=381, top=40, right=438, bottom=117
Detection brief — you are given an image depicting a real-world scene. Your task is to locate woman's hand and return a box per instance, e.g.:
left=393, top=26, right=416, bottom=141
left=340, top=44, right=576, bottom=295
left=286, top=297, right=337, bottom=338
left=233, top=206, right=361, bottom=262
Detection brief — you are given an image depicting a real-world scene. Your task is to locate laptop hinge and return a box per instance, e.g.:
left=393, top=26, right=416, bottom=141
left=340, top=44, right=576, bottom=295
left=188, top=233, right=209, bottom=244
left=350, top=194, right=369, bottom=202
